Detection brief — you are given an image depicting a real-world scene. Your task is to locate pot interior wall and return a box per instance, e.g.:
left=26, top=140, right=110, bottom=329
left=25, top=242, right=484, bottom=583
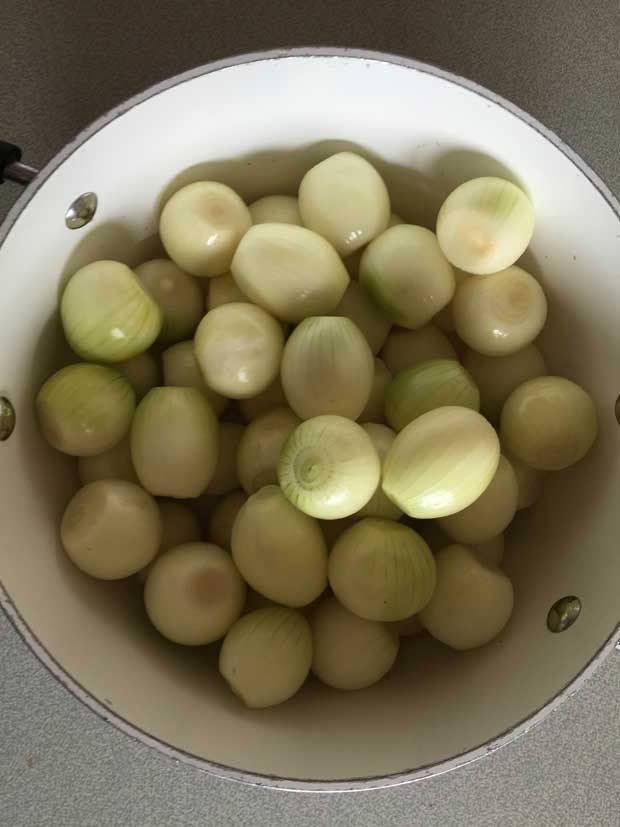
left=1, top=54, right=619, bottom=782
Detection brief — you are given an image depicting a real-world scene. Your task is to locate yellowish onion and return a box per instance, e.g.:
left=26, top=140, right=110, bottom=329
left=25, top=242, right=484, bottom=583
left=206, top=273, right=247, bottom=310
left=161, top=340, right=228, bottom=417
left=358, top=358, right=391, bottom=423
left=205, top=422, right=244, bottom=496
left=238, top=377, right=287, bottom=422
left=208, top=490, right=247, bottom=550
left=134, top=258, right=204, bottom=343
left=332, top=280, right=392, bottom=354
left=116, top=351, right=159, bottom=400
left=138, top=501, right=202, bottom=583
left=356, top=424, right=402, bottom=520
left=381, top=324, right=457, bottom=375
left=236, top=407, right=300, bottom=493
left=77, top=435, right=138, bottom=485
left=248, top=194, right=302, bottom=225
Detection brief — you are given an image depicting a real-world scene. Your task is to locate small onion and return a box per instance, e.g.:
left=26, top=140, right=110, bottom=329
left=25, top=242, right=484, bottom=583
left=248, top=194, right=302, bottom=225
left=381, top=324, right=457, bottom=375
left=433, top=267, right=471, bottom=333
left=238, top=378, right=288, bottom=422
left=473, top=534, right=505, bottom=567
left=311, top=597, right=399, bottom=690
left=505, top=450, right=547, bottom=510
left=204, top=422, right=244, bottom=496
left=463, top=344, right=547, bottom=421
left=419, top=544, right=514, bottom=649
left=61, top=479, right=161, bottom=579
left=206, top=273, right=247, bottom=311
left=453, top=267, right=547, bottom=356
left=329, top=518, right=436, bottom=621
left=281, top=316, right=374, bottom=420
left=138, top=500, right=202, bottom=583
left=298, top=152, right=390, bottom=256
left=359, top=358, right=392, bottom=423
left=382, top=406, right=500, bottom=519
left=343, top=214, right=404, bottom=279
left=278, top=415, right=380, bottom=519
left=131, top=387, right=219, bottom=497
left=500, top=376, right=597, bottom=470
left=236, top=407, right=300, bottom=493
left=144, top=542, right=246, bottom=645
left=439, top=455, right=518, bottom=544
left=385, top=359, right=479, bottom=432
left=357, top=424, right=402, bottom=520
left=77, top=435, right=138, bottom=485
left=230, top=223, right=349, bottom=323
left=36, top=363, right=135, bottom=457
left=60, top=260, right=162, bottom=362
left=194, top=302, right=284, bottom=399
left=134, top=258, right=203, bottom=344
left=208, top=490, right=247, bottom=549
left=360, top=225, right=455, bottom=329
left=116, top=351, right=159, bottom=400
left=332, top=280, right=391, bottom=354
left=161, top=340, right=228, bottom=417
left=159, top=181, right=252, bottom=277
left=219, top=607, right=312, bottom=708
left=436, top=177, right=535, bottom=275
left=232, top=485, right=328, bottom=607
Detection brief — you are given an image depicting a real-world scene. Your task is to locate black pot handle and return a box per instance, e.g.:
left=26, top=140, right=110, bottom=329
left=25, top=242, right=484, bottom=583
left=0, top=141, right=38, bottom=185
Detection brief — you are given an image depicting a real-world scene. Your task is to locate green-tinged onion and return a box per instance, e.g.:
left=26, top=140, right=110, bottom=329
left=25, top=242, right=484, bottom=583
left=238, top=378, right=287, bottom=422
left=333, top=281, right=392, bottom=354
left=116, top=351, right=159, bottom=400
left=385, top=359, right=479, bottom=432
left=144, top=542, right=246, bottom=645
left=439, top=455, right=518, bottom=544
left=382, top=406, right=500, bottom=518
left=159, top=181, right=252, bottom=277
left=278, top=415, right=380, bottom=519
left=356, top=424, right=402, bottom=520
left=473, top=534, right=505, bottom=567
left=60, top=260, right=162, bottom=362
left=209, top=490, right=247, bottom=549
left=500, top=376, right=597, bottom=470
left=131, top=387, right=218, bottom=497
left=389, top=613, right=424, bottom=638
left=207, top=273, right=247, bottom=311
left=359, top=358, right=392, bottom=423
left=236, top=408, right=300, bottom=493
left=505, top=450, right=547, bottom=510
left=343, top=213, right=404, bottom=279
left=319, top=517, right=357, bottom=548
left=134, top=258, right=203, bottom=343
left=381, top=324, right=457, bottom=375
left=360, top=225, right=455, bottom=329
left=219, top=607, right=312, bottom=708
left=463, top=344, right=547, bottom=421
left=230, top=223, right=350, bottom=323
left=61, top=479, right=161, bottom=579
left=161, top=340, right=228, bottom=417
left=298, top=152, right=391, bottom=256
left=248, top=194, right=302, bottom=225
left=281, top=316, right=374, bottom=420
left=194, top=302, right=284, bottom=399
left=328, top=518, right=435, bottom=621
left=433, top=267, right=471, bottom=333
left=36, top=363, right=135, bottom=457
left=453, top=266, right=547, bottom=356
left=419, top=544, right=514, bottom=649
left=77, top=435, right=138, bottom=485
left=205, top=422, right=244, bottom=496
left=138, top=501, right=202, bottom=583
left=232, top=485, right=328, bottom=607
left=311, top=597, right=399, bottom=690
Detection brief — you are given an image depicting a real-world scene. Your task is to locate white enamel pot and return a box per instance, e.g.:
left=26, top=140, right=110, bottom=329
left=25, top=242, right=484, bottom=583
left=1, top=48, right=619, bottom=792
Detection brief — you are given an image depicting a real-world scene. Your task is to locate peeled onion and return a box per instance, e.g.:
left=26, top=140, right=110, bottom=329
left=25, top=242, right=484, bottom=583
left=332, top=280, right=391, bottom=354
left=116, top=351, right=159, bottom=400
left=249, top=194, right=302, bottom=225
left=77, top=435, right=138, bottom=485
left=381, top=324, right=457, bottom=375
left=138, top=501, right=202, bottom=582
left=473, top=534, right=505, bottom=567
left=356, top=424, right=402, bottom=520
left=505, top=450, right=547, bottom=509
left=161, top=340, right=227, bottom=417
left=236, top=407, right=300, bottom=493
left=208, top=490, right=247, bottom=549
left=359, top=358, right=392, bottom=423
left=207, top=273, right=247, bottom=310
left=134, top=258, right=203, bottom=343
left=433, top=268, right=471, bottom=333
left=238, top=378, right=287, bottom=422
left=205, top=422, right=244, bottom=496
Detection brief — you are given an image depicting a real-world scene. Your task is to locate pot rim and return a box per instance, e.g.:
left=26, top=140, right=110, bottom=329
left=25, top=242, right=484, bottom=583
left=1, top=46, right=619, bottom=793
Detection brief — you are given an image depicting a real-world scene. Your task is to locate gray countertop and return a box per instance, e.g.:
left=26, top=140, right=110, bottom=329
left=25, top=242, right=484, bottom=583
left=1, top=2, right=620, bottom=824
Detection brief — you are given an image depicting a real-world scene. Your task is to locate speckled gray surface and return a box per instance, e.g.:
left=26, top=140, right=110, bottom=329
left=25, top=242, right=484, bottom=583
left=1, top=1, right=620, bottom=824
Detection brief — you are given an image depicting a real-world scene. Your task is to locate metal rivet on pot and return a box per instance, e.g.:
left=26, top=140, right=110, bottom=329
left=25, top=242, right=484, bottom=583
left=0, top=396, right=16, bottom=441
left=547, top=595, right=581, bottom=633
left=65, top=192, right=97, bottom=229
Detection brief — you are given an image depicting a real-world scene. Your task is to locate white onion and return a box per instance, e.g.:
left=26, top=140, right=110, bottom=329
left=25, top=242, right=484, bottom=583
left=131, top=387, right=219, bottom=497
left=77, top=435, right=138, bottom=485
left=238, top=377, right=288, bottom=422
left=61, top=480, right=161, bottom=579
left=360, top=225, right=455, bottom=328
left=382, top=406, right=500, bottom=518
left=194, top=302, right=284, bottom=399
left=332, top=280, right=391, bottom=354
left=473, top=534, right=505, bottom=567
left=356, top=424, right=402, bottom=520
left=134, top=258, right=203, bottom=343
left=144, top=542, right=246, bottom=645
left=436, top=177, right=535, bottom=275
left=281, top=316, right=374, bottom=420
left=236, top=407, right=300, bottom=493
left=36, top=363, right=135, bottom=457
left=248, top=194, right=302, bottom=225
left=278, top=415, right=380, bottom=519
left=381, top=324, right=457, bottom=375
left=329, top=518, right=436, bottom=621
left=219, top=607, right=312, bottom=708
left=500, top=376, right=597, bottom=470
left=230, top=223, right=349, bottom=323
left=453, top=267, right=547, bottom=356
left=204, top=422, right=244, bottom=496
left=232, top=485, right=328, bottom=607
left=298, top=152, right=390, bottom=256
left=311, top=597, right=399, bottom=690
left=138, top=501, right=202, bottom=583
left=161, top=340, right=228, bottom=417
left=208, top=490, right=247, bottom=549
left=505, top=450, right=547, bottom=509
left=206, top=273, right=247, bottom=310
left=159, top=181, right=252, bottom=277
left=463, top=344, right=547, bottom=421
left=116, top=351, right=159, bottom=400
left=385, top=359, right=479, bottom=432
left=343, top=214, right=404, bottom=279
left=439, top=455, right=518, bottom=544
left=359, top=358, right=392, bottom=423
left=419, top=544, right=514, bottom=649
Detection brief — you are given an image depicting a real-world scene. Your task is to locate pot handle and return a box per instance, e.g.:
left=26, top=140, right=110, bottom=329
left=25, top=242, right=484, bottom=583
left=0, top=141, right=39, bottom=186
